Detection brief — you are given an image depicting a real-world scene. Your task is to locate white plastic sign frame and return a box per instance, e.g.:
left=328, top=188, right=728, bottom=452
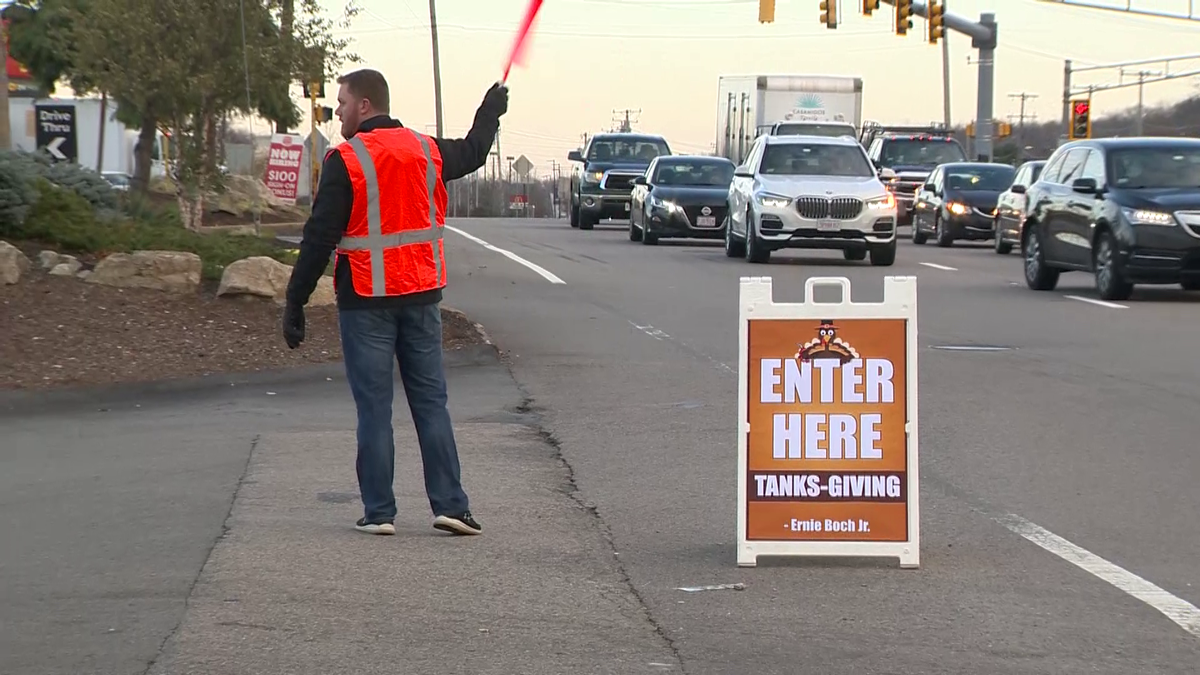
left=736, top=275, right=920, bottom=569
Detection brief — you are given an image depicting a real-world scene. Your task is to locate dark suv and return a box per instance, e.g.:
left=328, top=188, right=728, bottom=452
left=864, top=131, right=968, bottom=225
left=1021, top=137, right=1200, bottom=300
left=568, top=133, right=672, bottom=230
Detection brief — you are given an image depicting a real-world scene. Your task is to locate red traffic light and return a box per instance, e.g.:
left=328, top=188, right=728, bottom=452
left=1073, top=101, right=1090, bottom=115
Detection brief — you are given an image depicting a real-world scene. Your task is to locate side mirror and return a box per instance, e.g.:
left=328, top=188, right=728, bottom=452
left=879, top=167, right=897, bottom=181
left=1010, top=184, right=1027, bottom=194
left=567, top=150, right=583, bottom=163
left=734, top=168, right=753, bottom=178
left=1071, top=177, right=1099, bottom=194
left=631, top=176, right=647, bottom=186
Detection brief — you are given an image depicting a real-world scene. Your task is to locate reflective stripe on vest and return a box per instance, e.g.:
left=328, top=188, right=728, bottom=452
left=336, top=130, right=443, bottom=296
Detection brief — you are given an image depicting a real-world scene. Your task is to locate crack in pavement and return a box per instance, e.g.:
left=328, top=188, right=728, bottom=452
left=512, top=394, right=688, bottom=673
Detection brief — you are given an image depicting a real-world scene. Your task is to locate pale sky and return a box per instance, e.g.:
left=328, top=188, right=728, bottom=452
left=298, top=0, right=1200, bottom=176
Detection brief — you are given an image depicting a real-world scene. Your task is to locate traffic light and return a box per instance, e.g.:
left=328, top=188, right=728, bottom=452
left=758, top=0, right=775, bottom=23
left=862, top=0, right=879, bottom=15
left=314, top=106, right=334, bottom=123
left=895, top=0, right=913, bottom=35
left=1069, top=99, right=1092, bottom=140
left=820, top=0, right=837, bottom=28
left=927, top=1, right=945, bottom=43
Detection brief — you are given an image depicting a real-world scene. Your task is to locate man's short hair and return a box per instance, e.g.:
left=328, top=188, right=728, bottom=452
left=337, top=69, right=390, bottom=114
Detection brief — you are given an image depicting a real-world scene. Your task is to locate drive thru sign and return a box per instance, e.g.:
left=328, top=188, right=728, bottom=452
left=736, top=276, right=920, bottom=568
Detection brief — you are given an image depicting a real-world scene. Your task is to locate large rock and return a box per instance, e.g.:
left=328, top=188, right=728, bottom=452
left=219, top=254, right=336, bottom=307
left=0, top=241, right=31, bottom=285
left=49, top=255, right=82, bottom=276
left=217, top=255, right=291, bottom=300
left=87, top=250, right=202, bottom=293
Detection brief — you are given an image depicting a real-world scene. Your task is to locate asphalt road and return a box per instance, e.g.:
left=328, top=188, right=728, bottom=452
left=440, top=216, right=1200, bottom=674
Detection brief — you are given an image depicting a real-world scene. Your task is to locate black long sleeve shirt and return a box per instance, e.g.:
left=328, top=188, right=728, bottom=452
left=285, top=104, right=499, bottom=310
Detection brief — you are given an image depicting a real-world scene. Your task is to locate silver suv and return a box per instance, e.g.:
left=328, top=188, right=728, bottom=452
left=724, top=134, right=899, bottom=265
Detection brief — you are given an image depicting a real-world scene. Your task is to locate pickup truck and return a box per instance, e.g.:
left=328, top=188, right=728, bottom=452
left=860, top=123, right=968, bottom=226
left=568, top=132, right=672, bottom=230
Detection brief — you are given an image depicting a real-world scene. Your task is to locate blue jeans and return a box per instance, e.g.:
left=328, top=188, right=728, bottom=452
left=338, top=302, right=470, bottom=523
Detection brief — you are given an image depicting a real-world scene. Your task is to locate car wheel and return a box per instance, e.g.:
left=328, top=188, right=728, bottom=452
left=641, top=215, right=658, bottom=245
left=629, top=213, right=642, bottom=242
left=1182, top=279, right=1200, bottom=291
left=993, top=218, right=1012, bottom=254
left=935, top=214, right=954, bottom=247
left=843, top=248, right=867, bottom=261
left=911, top=217, right=928, bottom=245
left=869, top=240, right=897, bottom=267
left=570, top=202, right=580, bottom=228
left=724, top=211, right=745, bottom=258
left=744, top=208, right=770, bottom=264
left=1022, top=227, right=1059, bottom=291
left=579, top=210, right=595, bottom=231
left=1094, top=230, right=1133, bottom=301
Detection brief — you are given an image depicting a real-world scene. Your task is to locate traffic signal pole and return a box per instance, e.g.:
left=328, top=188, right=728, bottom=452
left=1062, top=54, right=1200, bottom=138
left=876, top=1, right=998, bottom=161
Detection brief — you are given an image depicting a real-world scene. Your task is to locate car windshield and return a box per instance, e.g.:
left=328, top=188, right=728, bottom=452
left=944, top=165, right=1016, bottom=192
left=653, top=161, right=734, bottom=186
left=759, top=143, right=874, bottom=177
left=773, top=123, right=856, bottom=138
left=880, top=139, right=966, bottom=166
left=587, top=138, right=671, bottom=162
left=1109, top=147, right=1200, bottom=189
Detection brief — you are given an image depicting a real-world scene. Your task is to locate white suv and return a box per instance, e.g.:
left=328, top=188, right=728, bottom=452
left=724, top=134, right=899, bottom=265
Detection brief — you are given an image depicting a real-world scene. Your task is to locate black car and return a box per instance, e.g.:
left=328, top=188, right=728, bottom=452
left=567, top=133, right=672, bottom=230
left=911, top=161, right=1016, bottom=247
left=1022, top=137, right=1200, bottom=300
left=628, top=155, right=734, bottom=245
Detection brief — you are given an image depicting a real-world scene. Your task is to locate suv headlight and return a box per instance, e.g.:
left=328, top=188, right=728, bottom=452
left=866, top=193, right=896, bottom=210
left=583, top=170, right=603, bottom=184
left=756, top=193, right=792, bottom=209
left=1122, top=207, right=1175, bottom=226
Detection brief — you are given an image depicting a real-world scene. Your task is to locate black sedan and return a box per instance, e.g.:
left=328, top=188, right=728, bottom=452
left=1021, top=137, right=1200, bottom=300
left=628, top=155, right=735, bottom=245
left=911, top=161, right=1016, bottom=247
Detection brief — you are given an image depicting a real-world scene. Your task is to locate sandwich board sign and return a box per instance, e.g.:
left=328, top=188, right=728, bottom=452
left=736, top=275, right=920, bottom=569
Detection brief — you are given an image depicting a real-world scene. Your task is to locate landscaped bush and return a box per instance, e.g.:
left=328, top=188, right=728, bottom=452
left=1, top=150, right=120, bottom=210
left=0, top=153, right=40, bottom=229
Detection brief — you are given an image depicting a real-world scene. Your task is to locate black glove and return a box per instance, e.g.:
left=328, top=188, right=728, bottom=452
left=482, top=82, right=508, bottom=118
left=282, top=301, right=306, bottom=349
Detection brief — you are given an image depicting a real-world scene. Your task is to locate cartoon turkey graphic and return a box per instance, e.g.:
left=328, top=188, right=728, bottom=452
left=795, top=320, right=859, bottom=364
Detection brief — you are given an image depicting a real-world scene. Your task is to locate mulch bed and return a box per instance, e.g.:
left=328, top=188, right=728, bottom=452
left=0, top=269, right=487, bottom=391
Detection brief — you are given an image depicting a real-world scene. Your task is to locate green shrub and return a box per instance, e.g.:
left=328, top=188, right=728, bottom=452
left=0, top=154, right=39, bottom=230
left=0, top=149, right=120, bottom=212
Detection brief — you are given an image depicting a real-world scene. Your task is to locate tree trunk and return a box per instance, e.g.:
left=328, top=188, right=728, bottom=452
left=132, top=113, right=158, bottom=194
left=275, top=0, right=295, bottom=134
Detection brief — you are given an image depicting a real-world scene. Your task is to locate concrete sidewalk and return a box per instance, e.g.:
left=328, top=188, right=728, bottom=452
left=145, top=357, right=679, bottom=674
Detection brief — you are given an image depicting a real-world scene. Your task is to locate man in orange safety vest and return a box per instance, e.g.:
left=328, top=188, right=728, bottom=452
left=283, top=68, right=507, bottom=537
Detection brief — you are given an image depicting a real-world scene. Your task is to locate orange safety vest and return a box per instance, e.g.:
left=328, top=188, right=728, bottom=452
left=334, top=127, right=449, bottom=297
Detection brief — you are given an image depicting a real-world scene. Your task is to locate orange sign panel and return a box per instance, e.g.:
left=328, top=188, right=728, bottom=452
left=745, top=316, right=909, bottom=542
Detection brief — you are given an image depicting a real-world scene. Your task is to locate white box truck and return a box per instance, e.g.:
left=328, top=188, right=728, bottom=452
left=715, top=74, right=864, bottom=165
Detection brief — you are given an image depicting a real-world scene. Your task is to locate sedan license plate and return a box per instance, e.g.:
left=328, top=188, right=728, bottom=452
left=697, top=215, right=717, bottom=227
left=816, top=219, right=839, bottom=231
left=624, top=202, right=631, bottom=212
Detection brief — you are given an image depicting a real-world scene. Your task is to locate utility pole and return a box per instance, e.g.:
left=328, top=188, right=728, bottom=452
left=428, top=0, right=445, bottom=137
left=0, top=22, right=11, bottom=151
left=1121, top=68, right=1162, bottom=135
left=1063, top=54, right=1200, bottom=138
left=612, top=109, right=640, bottom=132
left=1008, top=92, right=1037, bottom=160
left=941, top=1, right=951, bottom=129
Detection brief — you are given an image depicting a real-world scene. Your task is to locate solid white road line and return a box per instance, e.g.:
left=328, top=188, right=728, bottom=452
left=445, top=224, right=566, bottom=284
left=998, top=513, right=1200, bottom=638
left=1065, top=294, right=1128, bottom=309
left=919, top=262, right=959, bottom=271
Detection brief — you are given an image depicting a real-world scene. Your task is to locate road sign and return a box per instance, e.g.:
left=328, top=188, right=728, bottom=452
left=737, top=276, right=920, bottom=569
left=34, top=104, right=78, bottom=163
left=512, top=154, right=534, bottom=182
